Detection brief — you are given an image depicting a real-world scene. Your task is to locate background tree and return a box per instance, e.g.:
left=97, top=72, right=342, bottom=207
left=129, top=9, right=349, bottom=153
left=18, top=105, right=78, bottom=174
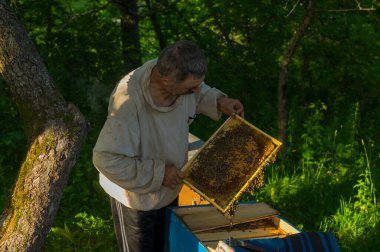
left=278, top=0, right=315, bottom=150
left=0, top=2, right=88, bottom=251
left=115, top=0, right=141, bottom=71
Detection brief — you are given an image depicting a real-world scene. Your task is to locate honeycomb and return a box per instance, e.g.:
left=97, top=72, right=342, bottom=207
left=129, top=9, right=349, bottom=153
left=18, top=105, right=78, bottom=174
left=182, top=115, right=282, bottom=216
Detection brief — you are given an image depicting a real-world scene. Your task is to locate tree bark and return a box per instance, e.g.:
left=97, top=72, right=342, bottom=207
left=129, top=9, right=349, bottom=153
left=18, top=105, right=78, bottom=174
left=116, top=0, right=141, bottom=72
left=145, top=0, right=167, bottom=50
left=0, top=3, right=88, bottom=251
left=278, top=0, right=315, bottom=151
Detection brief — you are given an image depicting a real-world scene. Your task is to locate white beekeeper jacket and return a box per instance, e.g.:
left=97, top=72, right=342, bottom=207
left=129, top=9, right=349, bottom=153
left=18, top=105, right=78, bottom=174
left=92, top=59, right=225, bottom=211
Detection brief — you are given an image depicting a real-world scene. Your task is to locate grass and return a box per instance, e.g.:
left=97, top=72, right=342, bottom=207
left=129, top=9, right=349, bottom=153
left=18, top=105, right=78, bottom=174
left=319, top=140, right=379, bottom=251
left=251, top=102, right=380, bottom=251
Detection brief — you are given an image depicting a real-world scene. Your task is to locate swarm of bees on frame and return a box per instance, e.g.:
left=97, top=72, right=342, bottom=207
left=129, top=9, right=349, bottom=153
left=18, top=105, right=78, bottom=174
left=185, top=116, right=281, bottom=217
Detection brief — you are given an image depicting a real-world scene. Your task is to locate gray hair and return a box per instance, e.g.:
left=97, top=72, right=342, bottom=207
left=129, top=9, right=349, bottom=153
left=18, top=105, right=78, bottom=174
left=156, top=40, right=207, bottom=84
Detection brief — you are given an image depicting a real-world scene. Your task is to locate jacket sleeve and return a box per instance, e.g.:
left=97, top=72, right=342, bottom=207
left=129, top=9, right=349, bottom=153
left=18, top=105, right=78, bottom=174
left=92, top=87, right=165, bottom=194
left=196, top=82, right=227, bottom=120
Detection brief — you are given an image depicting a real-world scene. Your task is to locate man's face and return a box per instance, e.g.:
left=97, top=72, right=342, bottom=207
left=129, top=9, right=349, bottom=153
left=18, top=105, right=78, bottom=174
left=169, top=75, right=205, bottom=96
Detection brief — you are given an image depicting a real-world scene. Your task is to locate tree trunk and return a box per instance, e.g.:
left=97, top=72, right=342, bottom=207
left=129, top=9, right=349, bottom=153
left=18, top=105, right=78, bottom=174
left=117, top=0, right=141, bottom=72
left=0, top=3, right=88, bottom=251
left=145, top=0, right=167, bottom=50
left=278, top=0, right=315, bottom=151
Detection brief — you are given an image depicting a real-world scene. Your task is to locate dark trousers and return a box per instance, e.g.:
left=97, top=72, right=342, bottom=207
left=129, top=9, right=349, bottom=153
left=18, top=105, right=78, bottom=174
left=110, top=197, right=178, bottom=252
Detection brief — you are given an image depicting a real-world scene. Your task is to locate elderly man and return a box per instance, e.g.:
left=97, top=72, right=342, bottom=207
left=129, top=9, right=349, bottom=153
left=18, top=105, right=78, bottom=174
left=93, top=40, right=244, bottom=252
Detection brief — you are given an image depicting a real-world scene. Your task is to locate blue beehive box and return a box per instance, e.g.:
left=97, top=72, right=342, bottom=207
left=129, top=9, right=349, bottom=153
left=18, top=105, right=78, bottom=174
left=165, top=201, right=300, bottom=252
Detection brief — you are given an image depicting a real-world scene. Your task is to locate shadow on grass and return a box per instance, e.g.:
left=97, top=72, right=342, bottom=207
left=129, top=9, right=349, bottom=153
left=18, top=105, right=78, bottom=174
left=251, top=173, right=357, bottom=229
left=338, top=222, right=380, bottom=252
left=247, top=170, right=379, bottom=251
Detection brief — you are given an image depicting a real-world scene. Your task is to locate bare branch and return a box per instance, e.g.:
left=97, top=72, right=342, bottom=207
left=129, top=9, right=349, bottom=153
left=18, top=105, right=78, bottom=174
left=322, top=7, right=376, bottom=12
left=285, top=0, right=300, bottom=17
left=317, top=0, right=376, bottom=13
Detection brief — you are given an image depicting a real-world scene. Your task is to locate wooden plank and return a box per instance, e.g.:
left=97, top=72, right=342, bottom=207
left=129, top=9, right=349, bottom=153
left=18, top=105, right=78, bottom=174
left=174, top=203, right=279, bottom=232
left=182, top=133, right=209, bottom=206
left=271, top=216, right=300, bottom=235
left=193, top=216, right=276, bottom=234
left=195, top=227, right=282, bottom=242
left=179, top=185, right=209, bottom=206
left=201, top=241, right=219, bottom=252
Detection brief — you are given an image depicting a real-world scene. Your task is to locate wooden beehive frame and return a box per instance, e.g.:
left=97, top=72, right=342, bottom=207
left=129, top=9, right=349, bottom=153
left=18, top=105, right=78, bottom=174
left=181, top=115, right=282, bottom=215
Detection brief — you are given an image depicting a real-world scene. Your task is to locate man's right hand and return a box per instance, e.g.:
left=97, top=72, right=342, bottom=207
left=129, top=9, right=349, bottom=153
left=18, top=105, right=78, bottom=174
left=162, top=164, right=184, bottom=190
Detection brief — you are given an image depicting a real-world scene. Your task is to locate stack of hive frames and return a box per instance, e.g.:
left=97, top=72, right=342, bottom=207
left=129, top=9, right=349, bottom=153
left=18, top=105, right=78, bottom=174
left=182, top=115, right=282, bottom=216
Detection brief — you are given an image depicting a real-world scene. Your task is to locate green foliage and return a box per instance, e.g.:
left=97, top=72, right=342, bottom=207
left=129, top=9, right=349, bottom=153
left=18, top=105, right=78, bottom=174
left=252, top=101, right=379, bottom=251
left=1, top=0, right=379, bottom=251
left=320, top=140, right=379, bottom=251
left=43, top=212, right=117, bottom=252
left=42, top=131, right=117, bottom=251
left=0, top=80, right=27, bottom=211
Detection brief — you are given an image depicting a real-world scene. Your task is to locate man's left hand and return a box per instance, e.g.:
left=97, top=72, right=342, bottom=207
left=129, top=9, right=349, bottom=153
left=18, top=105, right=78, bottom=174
left=217, top=96, right=244, bottom=117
